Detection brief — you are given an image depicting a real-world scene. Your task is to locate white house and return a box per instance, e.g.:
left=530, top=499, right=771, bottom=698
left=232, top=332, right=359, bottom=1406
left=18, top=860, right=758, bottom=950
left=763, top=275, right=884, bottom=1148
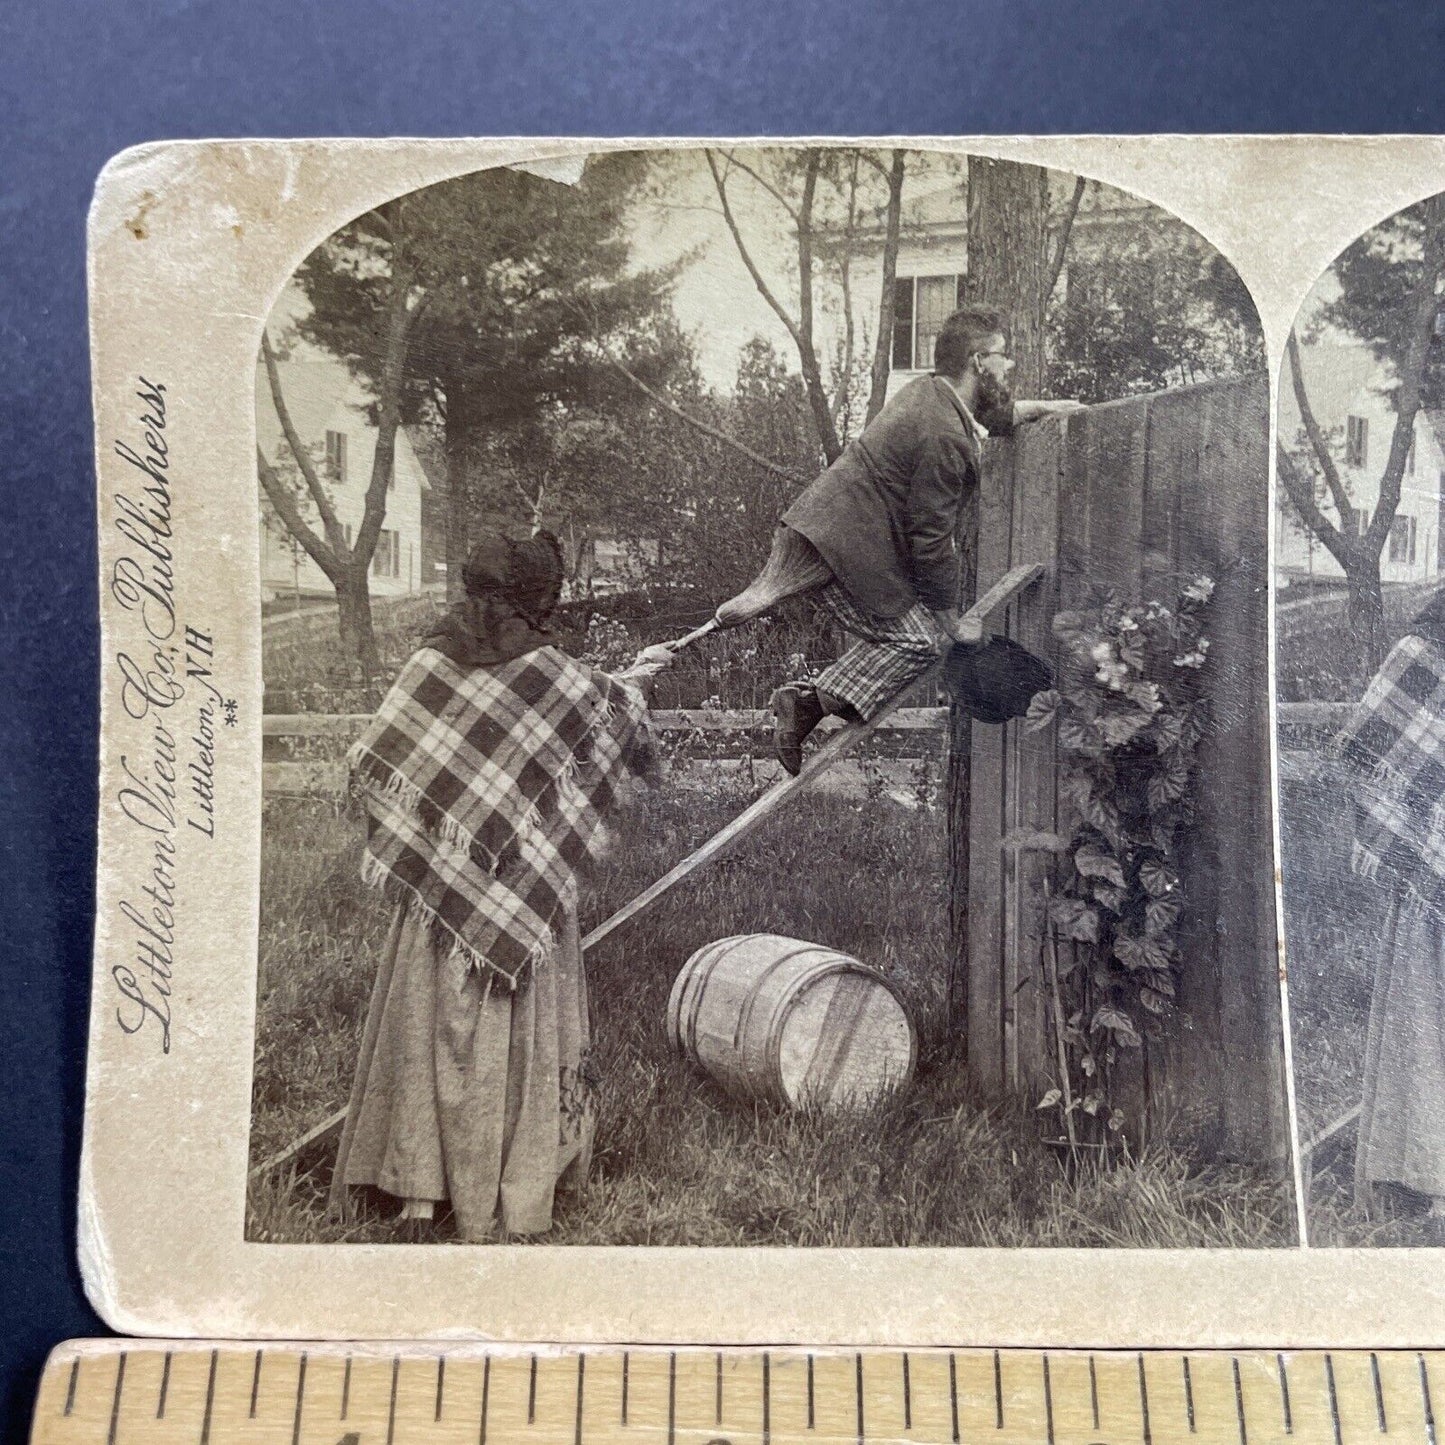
left=1275, top=343, right=1445, bottom=589
left=256, top=357, right=431, bottom=603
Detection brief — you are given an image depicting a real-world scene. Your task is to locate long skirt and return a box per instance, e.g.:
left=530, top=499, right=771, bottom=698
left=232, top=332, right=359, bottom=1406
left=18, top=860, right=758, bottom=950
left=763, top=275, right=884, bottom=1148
left=329, top=902, right=594, bottom=1240
left=1356, top=886, right=1445, bottom=1206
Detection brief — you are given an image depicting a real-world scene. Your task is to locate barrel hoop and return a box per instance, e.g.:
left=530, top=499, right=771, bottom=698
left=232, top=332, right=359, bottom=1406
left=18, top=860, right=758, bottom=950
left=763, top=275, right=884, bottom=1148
left=732, top=944, right=839, bottom=1052
left=806, top=972, right=878, bottom=1104
left=675, top=935, right=745, bottom=1055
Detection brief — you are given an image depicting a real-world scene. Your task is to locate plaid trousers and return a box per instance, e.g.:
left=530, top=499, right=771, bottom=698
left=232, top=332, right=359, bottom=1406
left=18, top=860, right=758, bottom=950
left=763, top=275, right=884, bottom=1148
left=810, top=582, right=948, bottom=720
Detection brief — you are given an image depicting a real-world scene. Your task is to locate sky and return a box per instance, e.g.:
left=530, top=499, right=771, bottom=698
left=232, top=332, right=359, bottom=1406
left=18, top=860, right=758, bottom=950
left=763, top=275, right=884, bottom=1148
left=268, top=147, right=970, bottom=392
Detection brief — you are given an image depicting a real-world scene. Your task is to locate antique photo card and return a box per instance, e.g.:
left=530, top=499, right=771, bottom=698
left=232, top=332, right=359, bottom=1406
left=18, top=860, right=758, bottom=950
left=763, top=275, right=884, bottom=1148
left=82, top=136, right=1445, bottom=1343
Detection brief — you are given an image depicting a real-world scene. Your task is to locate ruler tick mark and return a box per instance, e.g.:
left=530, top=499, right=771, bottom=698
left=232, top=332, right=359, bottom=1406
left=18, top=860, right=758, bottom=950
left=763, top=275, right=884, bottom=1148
left=1090, top=1356, right=1101, bottom=1433
left=856, top=1353, right=865, bottom=1445
left=1277, top=1353, right=1292, bottom=1434
left=621, top=1352, right=629, bottom=1426
left=250, top=1350, right=263, bottom=1418
left=291, top=1353, right=307, bottom=1445
left=763, top=1352, right=771, bottom=1445
left=949, top=1353, right=960, bottom=1445
left=1325, top=1355, right=1343, bottom=1445
left=1232, top=1357, right=1247, bottom=1445
left=575, top=1354, right=586, bottom=1445
left=436, top=1357, right=446, bottom=1421
left=64, top=1359, right=79, bottom=1417
left=715, top=1352, right=722, bottom=1427
left=479, top=1356, right=491, bottom=1445
left=1182, top=1357, right=1195, bottom=1434
left=1138, top=1353, right=1153, bottom=1445
left=668, top=1353, right=677, bottom=1445
left=199, top=1350, right=218, bottom=1445
left=1421, top=1354, right=1437, bottom=1445
left=157, top=1352, right=172, bottom=1420
left=341, top=1356, right=352, bottom=1422
left=387, top=1355, right=400, bottom=1445
left=107, top=1352, right=127, bottom=1445
left=902, top=1352, right=911, bottom=1432
left=1043, top=1355, right=1055, bottom=1445
left=1372, top=1353, right=1387, bottom=1433
left=529, top=1355, right=538, bottom=1425
left=807, top=1354, right=815, bottom=1430
left=994, top=1349, right=1004, bottom=1429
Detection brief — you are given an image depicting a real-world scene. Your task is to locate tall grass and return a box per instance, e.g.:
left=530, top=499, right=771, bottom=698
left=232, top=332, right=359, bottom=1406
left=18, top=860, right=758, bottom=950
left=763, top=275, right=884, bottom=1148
left=247, top=775, right=1293, bottom=1247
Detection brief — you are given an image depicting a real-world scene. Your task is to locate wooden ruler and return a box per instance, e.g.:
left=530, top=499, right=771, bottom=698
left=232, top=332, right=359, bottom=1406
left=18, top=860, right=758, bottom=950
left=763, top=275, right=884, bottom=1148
left=28, top=1343, right=1445, bottom=1445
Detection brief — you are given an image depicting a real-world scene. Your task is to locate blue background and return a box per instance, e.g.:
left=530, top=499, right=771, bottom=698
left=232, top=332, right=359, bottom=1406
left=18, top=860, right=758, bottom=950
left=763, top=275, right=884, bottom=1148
left=4, top=1, right=1445, bottom=1440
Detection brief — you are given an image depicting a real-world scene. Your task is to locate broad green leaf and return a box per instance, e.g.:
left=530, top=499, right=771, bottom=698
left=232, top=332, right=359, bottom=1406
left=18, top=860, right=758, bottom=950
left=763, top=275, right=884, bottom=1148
left=1036, top=1088, right=1063, bottom=1110
left=1075, top=843, right=1126, bottom=887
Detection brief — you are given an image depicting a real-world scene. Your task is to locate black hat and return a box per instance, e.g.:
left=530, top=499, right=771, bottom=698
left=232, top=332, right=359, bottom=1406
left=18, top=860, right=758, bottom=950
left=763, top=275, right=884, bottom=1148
left=943, top=635, right=1052, bottom=724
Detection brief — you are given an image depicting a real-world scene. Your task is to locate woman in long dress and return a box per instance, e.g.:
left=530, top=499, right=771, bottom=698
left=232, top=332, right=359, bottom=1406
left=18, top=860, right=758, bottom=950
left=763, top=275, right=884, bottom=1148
left=1338, top=590, right=1445, bottom=1225
left=329, top=532, right=672, bottom=1240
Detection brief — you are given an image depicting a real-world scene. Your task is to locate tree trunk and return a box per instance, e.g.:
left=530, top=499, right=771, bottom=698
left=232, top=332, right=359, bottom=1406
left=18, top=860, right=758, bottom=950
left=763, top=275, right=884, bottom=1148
left=337, top=568, right=380, bottom=678
left=947, top=158, right=1049, bottom=1046
left=445, top=382, right=481, bottom=602
left=1345, top=553, right=1386, bottom=676
left=963, top=158, right=1048, bottom=392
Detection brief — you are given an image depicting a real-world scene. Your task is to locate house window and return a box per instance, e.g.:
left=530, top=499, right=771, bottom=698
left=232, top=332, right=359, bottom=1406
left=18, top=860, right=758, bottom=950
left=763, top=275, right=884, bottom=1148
left=372, top=528, right=400, bottom=579
left=1346, top=415, right=1368, bottom=468
left=325, top=430, right=348, bottom=482
left=891, top=274, right=966, bottom=371
left=1389, top=515, right=1418, bottom=565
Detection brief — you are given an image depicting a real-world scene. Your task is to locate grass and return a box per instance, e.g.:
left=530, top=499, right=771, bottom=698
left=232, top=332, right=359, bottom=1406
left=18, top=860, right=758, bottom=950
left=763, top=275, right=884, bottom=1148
left=247, top=770, right=1294, bottom=1248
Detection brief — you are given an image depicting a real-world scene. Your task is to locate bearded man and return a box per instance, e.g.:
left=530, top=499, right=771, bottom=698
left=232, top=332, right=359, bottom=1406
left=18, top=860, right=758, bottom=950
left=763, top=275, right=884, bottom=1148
left=716, top=303, right=1081, bottom=774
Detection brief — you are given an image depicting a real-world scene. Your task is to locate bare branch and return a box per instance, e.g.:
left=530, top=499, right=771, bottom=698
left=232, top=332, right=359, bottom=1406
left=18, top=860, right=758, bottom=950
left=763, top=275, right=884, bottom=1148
left=597, top=347, right=804, bottom=483
left=830, top=150, right=860, bottom=432
left=716, top=150, right=802, bottom=224
left=866, top=150, right=907, bottom=425
left=257, top=447, right=344, bottom=584
left=260, top=331, right=348, bottom=555
left=353, top=205, right=423, bottom=568
left=1276, top=444, right=1352, bottom=571
left=1044, top=175, right=1086, bottom=305
left=1286, top=330, right=1357, bottom=526
left=705, top=149, right=804, bottom=352
left=1366, top=193, right=1445, bottom=555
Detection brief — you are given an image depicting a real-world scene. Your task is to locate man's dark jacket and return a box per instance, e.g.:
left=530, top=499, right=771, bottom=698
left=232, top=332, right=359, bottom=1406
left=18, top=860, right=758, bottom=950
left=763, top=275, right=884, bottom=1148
left=782, top=374, right=1014, bottom=618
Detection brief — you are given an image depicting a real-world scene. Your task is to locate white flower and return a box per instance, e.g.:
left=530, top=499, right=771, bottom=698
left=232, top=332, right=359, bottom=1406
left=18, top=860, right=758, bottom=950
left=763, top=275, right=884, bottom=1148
left=1095, top=661, right=1129, bottom=691
left=1173, top=650, right=1207, bottom=670
left=1090, top=641, right=1114, bottom=665
left=1184, top=576, right=1215, bottom=603
left=1119, top=616, right=1140, bottom=632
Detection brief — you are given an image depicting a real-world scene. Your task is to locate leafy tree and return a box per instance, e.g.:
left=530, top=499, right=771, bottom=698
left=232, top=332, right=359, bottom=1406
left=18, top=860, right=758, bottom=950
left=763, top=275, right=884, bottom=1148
left=1045, top=203, right=1263, bottom=403
left=288, top=154, right=678, bottom=599
left=256, top=196, right=421, bottom=673
left=1277, top=192, right=1445, bottom=666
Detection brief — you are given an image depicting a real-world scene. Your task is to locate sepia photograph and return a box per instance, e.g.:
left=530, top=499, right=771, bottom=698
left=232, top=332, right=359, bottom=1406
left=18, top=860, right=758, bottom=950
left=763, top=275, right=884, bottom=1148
left=239, top=145, right=1294, bottom=1250
left=1276, top=188, right=1445, bottom=1246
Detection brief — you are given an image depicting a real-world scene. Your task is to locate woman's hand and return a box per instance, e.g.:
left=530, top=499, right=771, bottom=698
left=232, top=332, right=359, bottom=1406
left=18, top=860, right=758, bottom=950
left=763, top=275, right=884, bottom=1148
left=617, top=644, right=676, bottom=683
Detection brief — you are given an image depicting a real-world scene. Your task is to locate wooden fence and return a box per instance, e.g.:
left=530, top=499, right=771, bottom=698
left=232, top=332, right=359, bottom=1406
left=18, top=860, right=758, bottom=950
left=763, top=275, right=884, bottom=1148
left=966, top=376, right=1286, bottom=1165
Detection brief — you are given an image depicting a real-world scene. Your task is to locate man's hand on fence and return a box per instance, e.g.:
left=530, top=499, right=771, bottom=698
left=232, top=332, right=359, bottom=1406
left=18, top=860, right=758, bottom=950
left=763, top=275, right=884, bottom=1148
left=1013, top=399, right=1086, bottom=425
left=932, top=608, right=984, bottom=649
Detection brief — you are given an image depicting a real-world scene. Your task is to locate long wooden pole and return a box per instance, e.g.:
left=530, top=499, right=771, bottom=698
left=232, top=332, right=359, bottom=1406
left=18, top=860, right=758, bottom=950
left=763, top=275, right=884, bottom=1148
left=251, top=563, right=1044, bottom=1179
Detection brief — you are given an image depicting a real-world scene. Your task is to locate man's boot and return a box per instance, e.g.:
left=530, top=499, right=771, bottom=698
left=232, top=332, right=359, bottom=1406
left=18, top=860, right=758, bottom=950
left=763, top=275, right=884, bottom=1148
left=771, top=684, right=825, bottom=776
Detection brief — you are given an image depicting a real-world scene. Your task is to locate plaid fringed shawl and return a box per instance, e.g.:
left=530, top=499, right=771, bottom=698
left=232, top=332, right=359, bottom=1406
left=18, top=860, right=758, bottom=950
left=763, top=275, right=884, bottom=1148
left=1336, top=633, right=1445, bottom=898
left=350, top=645, right=656, bottom=988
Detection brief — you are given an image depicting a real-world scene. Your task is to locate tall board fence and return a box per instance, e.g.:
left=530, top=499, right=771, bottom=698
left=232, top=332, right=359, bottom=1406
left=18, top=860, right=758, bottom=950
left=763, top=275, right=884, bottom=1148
left=966, top=375, right=1286, bottom=1166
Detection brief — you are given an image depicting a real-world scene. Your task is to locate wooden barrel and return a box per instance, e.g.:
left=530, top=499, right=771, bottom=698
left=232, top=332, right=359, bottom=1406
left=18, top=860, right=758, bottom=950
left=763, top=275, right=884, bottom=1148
left=666, top=934, right=916, bottom=1110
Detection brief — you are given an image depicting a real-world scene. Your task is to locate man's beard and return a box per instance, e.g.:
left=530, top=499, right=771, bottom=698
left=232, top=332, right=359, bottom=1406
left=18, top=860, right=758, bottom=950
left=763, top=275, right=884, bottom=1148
left=976, top=369, right=1014, bottom=415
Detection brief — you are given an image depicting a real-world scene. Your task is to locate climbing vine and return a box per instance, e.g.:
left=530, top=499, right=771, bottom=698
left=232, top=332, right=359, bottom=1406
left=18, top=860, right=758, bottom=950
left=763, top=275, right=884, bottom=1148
left=1023, top=577, right=1216, bottom=1155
